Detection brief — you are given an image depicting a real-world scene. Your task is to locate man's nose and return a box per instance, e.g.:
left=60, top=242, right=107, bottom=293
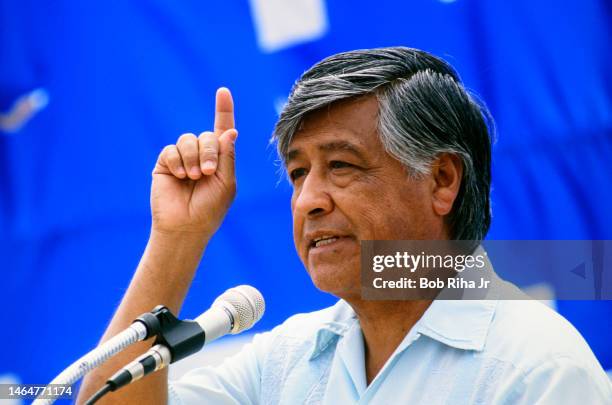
left=293, top=170, right=333, bottom=217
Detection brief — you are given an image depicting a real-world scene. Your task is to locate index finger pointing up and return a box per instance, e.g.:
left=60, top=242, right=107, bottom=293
left=214, top=87, right=235, bottom=136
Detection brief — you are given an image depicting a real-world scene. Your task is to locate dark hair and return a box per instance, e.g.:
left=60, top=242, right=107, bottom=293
left=272, top=47, right=494, bottom=241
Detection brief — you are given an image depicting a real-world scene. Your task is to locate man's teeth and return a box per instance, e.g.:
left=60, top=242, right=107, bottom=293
left=314, top=237, right=339, bottom=247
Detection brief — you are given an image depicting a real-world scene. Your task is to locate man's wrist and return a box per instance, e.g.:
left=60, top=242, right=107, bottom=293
left=149, top=227, right=212, bottom=249
left=137, top=228, right=211, bottom=294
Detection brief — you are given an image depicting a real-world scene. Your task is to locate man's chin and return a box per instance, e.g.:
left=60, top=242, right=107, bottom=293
left=306, top=264, right=361, bottom=299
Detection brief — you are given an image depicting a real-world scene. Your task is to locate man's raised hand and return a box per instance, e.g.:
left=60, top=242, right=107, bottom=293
left=151, top=87, right=238, bottom=238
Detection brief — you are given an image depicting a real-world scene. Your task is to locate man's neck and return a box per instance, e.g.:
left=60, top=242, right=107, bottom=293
left=347, top=299, right=432, bottom=385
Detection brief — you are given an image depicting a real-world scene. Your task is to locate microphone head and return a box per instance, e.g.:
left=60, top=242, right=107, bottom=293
left=213, top=285, right=265, bottom=334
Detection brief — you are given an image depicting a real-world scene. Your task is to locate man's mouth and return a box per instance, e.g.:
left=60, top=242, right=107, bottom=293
left=306, top=231, right=356, bottom=252
left=311, top=235, right=340, bottom=248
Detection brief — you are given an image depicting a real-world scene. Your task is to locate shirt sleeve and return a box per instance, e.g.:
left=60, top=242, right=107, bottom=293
left=509, top=356, right=612, bottom=405
left=168, top=331, right=272, bottom=405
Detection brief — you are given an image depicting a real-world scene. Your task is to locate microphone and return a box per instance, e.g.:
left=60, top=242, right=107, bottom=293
left=89, top=285, right=265, bottom=402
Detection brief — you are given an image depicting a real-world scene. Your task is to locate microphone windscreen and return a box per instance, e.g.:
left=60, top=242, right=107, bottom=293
left=214, top=285, right=265, bottom=333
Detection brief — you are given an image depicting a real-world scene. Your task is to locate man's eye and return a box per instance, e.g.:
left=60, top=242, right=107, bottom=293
left=290, top=168, right=307, bottom=181
left=330, top=161, right=353, bottom=169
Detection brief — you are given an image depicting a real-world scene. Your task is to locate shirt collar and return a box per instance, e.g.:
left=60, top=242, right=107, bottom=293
left=309, top=298, right=497, bottom=360
left=414, top=244, right=499, bottom=351
left=309, top=300, right=357, bottom=360
left=414, top=299, right=497, bottom=351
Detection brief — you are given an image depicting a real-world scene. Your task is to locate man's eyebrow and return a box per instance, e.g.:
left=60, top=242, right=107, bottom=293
left=320, top=140, right=366, bottom=157
left=286, top=148, right=301, bottom=163
left=285, top=141, right=367, bottom=165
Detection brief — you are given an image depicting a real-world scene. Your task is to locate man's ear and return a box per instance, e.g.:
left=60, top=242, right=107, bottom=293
left=430, top=153, right=463, bottom=216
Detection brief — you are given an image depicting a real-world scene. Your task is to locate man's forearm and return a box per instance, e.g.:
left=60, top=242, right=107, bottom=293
left=76, top=230, right=209, bottom=405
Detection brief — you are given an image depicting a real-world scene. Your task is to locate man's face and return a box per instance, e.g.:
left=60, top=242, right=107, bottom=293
left=287, top=96, right=443, bottom=300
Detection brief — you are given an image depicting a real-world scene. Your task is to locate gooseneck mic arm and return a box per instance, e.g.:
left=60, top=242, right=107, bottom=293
left=31, top=313, right=158, bottom=405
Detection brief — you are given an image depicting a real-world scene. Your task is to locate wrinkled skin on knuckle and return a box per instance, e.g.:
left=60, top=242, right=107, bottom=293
left=201, top=146, right=218, bottom=160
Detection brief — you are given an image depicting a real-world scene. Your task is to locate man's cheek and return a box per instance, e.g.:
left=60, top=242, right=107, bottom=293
left=292, top=221, right=303, bottom=254
left=350, top=208, right=380, bottom=238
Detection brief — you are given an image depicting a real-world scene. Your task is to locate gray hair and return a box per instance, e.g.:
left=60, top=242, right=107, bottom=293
left=272, top=47, right=494, bottom=241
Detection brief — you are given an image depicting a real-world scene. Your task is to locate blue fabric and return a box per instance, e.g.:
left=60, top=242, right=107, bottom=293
left=1, top=0, right=611, bottom=385
left=168, top=299, right=612, bottom=404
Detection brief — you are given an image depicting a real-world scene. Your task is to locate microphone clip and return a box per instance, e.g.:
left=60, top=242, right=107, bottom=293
left=134, top=305, right=205, bottom=364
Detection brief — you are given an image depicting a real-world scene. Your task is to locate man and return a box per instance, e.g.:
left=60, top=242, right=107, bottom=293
left=78, top=47, right=611, bottom=404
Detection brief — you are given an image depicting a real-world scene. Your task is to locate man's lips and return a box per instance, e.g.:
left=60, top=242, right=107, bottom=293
left=305, top=231, right=355, bottom=252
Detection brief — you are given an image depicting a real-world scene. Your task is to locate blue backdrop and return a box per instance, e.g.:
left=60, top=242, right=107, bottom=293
left=1, top=0, right=611, bottom=386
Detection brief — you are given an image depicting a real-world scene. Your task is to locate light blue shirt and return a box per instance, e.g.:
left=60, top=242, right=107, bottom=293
left=168, top=299, right=612, bottom=404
